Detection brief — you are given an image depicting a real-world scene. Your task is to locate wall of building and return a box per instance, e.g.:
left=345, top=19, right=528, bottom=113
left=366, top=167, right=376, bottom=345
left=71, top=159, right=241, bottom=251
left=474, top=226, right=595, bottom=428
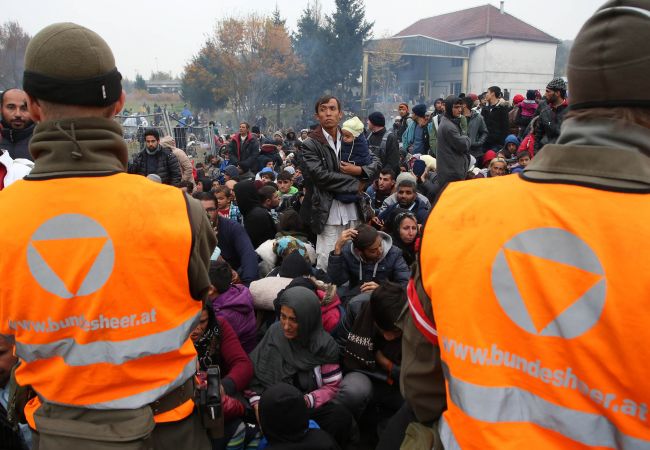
left=463, top=38, right=557, bottom=97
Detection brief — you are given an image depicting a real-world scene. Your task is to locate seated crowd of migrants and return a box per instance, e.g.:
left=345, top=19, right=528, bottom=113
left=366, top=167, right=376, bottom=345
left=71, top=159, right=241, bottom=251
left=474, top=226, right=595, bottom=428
left=1, top=77, right=567, bottom=449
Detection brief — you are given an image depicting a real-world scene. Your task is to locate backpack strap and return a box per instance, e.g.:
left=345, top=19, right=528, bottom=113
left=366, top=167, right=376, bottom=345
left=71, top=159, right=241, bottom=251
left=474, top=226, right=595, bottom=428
left=407, top=261, right=438, bottom=346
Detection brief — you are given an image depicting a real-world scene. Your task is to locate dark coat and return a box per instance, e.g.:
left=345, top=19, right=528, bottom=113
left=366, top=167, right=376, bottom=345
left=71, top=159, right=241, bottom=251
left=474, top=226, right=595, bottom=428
left=327, top=232, right=410, bottom=288
left=299, top=126, right=381, bottom=234
left=481, top=99, right=510, bottom=150
left=367, top=128, right=399, bottom=176
left=0, top=123, right=35, bottom=161
left=534, top=102, right=569, bottom=153
left=229, top=132, right=260, bottom=172
left=379, top=198, right=430, bottom=225
left=128, top=146, right=181, bottom=186
left=233, top=179, right=277, bottom=249
left=436, top=116, right=471, bottom=188
left=216, top=215, right=259, bottom=286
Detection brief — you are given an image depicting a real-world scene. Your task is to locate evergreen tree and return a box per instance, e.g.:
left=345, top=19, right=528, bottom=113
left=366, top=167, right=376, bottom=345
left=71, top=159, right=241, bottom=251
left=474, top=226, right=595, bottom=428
left=327, top=0, right=373, bottom=95
left=134, top=74, right=147, bottom=91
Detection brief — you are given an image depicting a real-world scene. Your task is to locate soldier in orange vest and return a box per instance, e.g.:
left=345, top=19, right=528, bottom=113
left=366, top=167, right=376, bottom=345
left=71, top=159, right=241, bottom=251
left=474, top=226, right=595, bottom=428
left=0, top=23, right=216, bottom=449
left=403, top=2, right=650, bottom=448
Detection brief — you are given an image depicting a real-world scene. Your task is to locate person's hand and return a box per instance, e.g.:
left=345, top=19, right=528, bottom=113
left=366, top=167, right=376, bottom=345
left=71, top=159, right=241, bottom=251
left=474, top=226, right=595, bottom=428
left=340, top=161, right=362, bottom=176
left=371, top=216, right=384, bottom=229
left=334, top=228, right=358, bottom=255
left=375, top=349, right=390, bottom=371
left=360, top=281, right=379, bottom=292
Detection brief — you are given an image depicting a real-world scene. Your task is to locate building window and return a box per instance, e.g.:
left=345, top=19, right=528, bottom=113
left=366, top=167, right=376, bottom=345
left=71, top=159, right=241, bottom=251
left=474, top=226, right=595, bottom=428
left=451, top=59, right=463, bottom=67
left=451, top=82, right=462, bottom=95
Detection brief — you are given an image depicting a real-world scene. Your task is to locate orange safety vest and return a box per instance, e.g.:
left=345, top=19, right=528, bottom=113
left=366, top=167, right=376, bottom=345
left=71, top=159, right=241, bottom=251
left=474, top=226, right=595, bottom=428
left=420, top=176, right=650, bottom=449
left=0, top=173, right=200, bottom=426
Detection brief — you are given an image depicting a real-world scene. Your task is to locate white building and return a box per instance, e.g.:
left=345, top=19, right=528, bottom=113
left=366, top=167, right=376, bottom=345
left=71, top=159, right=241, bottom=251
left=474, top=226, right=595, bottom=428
left=362, top=3, right=559, bottom=106
left=394, top=3, right=559, bottom=98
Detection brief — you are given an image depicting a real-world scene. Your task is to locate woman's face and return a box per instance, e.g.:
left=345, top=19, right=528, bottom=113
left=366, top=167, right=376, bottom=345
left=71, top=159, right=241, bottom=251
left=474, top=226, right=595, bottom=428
left=190, top=309, right=209, bottom=343
left=280, top=305, right=299, bottom=340
left=399, top=217, right=418, bottom=245
left=490, top=162, right=507, bottom=177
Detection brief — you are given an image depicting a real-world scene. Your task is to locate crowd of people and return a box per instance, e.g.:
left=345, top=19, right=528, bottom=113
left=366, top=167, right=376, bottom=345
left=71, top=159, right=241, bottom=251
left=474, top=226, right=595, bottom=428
left=2, top=3, right=650, bottom=449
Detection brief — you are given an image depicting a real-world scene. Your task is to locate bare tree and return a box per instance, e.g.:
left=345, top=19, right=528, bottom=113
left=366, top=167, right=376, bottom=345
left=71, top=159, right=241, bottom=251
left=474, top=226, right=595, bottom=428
left=368, top=36, right=405, bottom=103
left=0, top=21, right=31, bottom=90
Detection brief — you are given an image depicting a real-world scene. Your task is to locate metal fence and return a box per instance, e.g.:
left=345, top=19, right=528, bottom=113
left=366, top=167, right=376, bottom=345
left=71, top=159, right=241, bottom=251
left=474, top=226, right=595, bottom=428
left=115, top=109, right=217, bottom=162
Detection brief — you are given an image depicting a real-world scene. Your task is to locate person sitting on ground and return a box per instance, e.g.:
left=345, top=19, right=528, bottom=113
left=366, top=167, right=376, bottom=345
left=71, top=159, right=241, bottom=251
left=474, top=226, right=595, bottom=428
left=378, top=174, right=430, bottom=225
left=477, top=156, right=509, bottom=178
left=191, top=302, right=254, bottom=450
left=327, top=224, right=410, bottom=297
left=0, top=335, right=32, bottom=449
left=384, top=209, right=420, bottom=267
left=257, top=166, right=277, bottom=184
left=336, top=282, right=406, bottom=444
left=366, top=168, right=396, bottom=215
left=378, top=172, right=431, bottom=217
left=213, top=185, right=242, bottom=224
left=257, top=383, right=340, bottom=450
left=208, top=259, right=257, bottom=353
left=509, top=149, right=532, bottom=174
left=248, top=287, right=353, bottom=448
left=259, top=184, right=281, bottom=224
left=196, top=192, right=259, bottom=285
left=500, top=134, right=521, bottom=160
left=234, top=180, right=278, bottom=249
left=276, top=171, right=299, bottom=197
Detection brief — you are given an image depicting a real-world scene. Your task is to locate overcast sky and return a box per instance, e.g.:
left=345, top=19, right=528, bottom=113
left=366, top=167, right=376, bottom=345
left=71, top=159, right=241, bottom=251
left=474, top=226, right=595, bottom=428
left=4, top=0, right=603, bottom=80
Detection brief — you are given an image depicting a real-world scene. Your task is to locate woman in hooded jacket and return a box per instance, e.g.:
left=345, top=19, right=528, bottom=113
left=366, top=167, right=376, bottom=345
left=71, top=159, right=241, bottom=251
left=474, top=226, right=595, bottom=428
left=248, top=287, right=352, bottom=448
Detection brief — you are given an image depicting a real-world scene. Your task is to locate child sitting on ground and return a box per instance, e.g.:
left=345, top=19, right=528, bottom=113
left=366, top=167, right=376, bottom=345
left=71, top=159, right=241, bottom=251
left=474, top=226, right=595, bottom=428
left=208, top=259, right=257, bottom=353
left=336, top=116, right=371, bottom=203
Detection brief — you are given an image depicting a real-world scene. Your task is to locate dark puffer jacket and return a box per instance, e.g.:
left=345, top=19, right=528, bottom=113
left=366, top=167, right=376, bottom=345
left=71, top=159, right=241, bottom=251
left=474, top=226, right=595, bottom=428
left=229, top=132, right=260, bottom=172
left=128, top=146, right=181, bottom=186
left=0, top=122, right=35, bottom=161
left=299, top=126, right=381, bottom=234
left=534, top=102, right=568, bottom=153
left=327, top=232, right=410, bottom=288
left=481, top=98, right=510, bottom=150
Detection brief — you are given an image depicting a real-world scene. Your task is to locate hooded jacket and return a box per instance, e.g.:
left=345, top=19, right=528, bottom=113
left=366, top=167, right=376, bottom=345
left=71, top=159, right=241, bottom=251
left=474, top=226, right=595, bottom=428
left=159, top=135, right=193, bottom=183
left=327, top=232, right=410, bottom=288
left=534, top=100, right=569, bottom=153
left=481, top=97, right=510, bottom=149
left=229, top=131, right=260, bottom=172
left=436, top=113, right=471, bottom=188
left=233, top=179, right=277, bottom=249
left=128, top=145, right=182, bottom=186
left=461, top=110, right=489, bottom=158
left=0, top=122, right=35, bottom=161
left=299, top=126, right=381, bottom=234
left=210, top=284, right=257, bottom=353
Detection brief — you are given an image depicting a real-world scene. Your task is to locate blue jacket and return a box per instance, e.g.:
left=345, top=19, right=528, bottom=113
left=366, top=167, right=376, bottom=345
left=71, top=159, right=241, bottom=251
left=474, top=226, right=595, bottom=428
left=327, top=232, right=410, bottom=288
left=378, top=198, right=430, bottom=225
left=217, top=215, right=259, bottom=286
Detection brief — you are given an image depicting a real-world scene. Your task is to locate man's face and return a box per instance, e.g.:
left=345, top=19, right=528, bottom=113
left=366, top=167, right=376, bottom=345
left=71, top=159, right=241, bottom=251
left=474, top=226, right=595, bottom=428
left=434, top=100, right=444, bottom=112
left=377, top=173, right=395, bottom=193
left=239, top=123, right=248, bottom=135
left=277, top=179, right=292, bottom=194
left=485, top=90, right=495, bottom=104
left=215, top=192, right=230, bottom=209
left=545, top=88, right=560, bottom=104
left=200, top=199, right=218, bottom=222
left=301, top=131, right=308, bottom=140
left=315, top=99, right=342, bottom=130
left=1, top=89, right=31, bottom=129
left=397, top=185, right=417, bottom=208
left=274, top=135, right=283, bottom=145
left=451, top=102, right=463, bottom=118
left=210, top=157, right=218, bottom=166
left=145, top=135, right=158, bottom=151
left=0, top=336, right=17, bottom=388
left=398, top=104, right=408, bottom=117
left=270, top=190, right=281, bottom=208
left=360, top=236, right=383, bottom=263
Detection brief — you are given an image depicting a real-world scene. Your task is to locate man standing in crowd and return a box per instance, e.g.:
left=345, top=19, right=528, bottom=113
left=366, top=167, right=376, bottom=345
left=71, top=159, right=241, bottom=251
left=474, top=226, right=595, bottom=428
left=436, top=95, right=471, bottom=189
left=300, top=95, right=380, bottom=270
left=461, top=96, right=489, bottom=164
left=229, top=121, right=260, bottom=174
left=402, top=104, right=430, bottom=155
left=408, top=2, right=650, bottom=447
left=535, top=77, right=569, bottom=153
left=481, top=85, right=509, bottom=151
left=367, top=111, right=399, bottom=176
left=396, top=102, right=411, bottom=141
left=129, top=128, right=182, bottom=186
left=0, top=89, right=35, bottom=161
left=0, top=23, right=216, bottom=448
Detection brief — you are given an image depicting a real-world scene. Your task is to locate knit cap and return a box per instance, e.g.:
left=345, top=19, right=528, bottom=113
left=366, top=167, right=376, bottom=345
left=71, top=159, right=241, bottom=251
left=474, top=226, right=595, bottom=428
left=368, top=112, right=385, bottom=127
left=546, top=77, right=567, bottom=92
left=412, top=104, right=427, bottom=118
left=342, top=116, right=364, bottom=138
left=23, top=23, right=122, bottom=106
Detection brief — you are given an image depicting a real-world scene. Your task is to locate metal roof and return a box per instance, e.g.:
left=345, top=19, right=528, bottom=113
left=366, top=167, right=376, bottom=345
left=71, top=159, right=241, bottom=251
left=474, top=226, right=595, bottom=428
left=365, top=35, right=469, bottom=59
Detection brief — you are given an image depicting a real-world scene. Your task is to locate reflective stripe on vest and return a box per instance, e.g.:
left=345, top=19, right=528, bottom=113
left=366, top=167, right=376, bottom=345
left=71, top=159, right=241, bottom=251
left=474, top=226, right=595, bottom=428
left=0, top=173, right=199, bottom=409
left=420, top=176, right=650, bottom=448
left=441, top=362, right=650, bottom=450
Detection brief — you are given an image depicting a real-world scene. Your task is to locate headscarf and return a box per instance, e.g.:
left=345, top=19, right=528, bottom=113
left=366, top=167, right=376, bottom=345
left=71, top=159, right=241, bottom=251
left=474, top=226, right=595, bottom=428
left=385, top=208, right=419, bottom=267
left=250, top=287, right=339, bottom=393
